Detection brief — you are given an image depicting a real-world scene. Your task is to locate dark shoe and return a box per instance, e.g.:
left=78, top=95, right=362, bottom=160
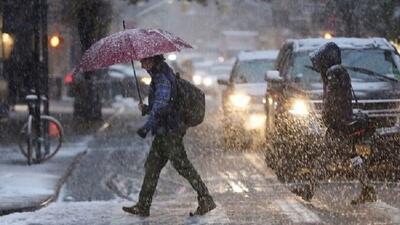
left=292, top=183, right=314, bottom=202
left=122, top=205, right=150, bottom=217
left=190, top=196, right=216, bottom=216
left=351, top=186, right=377, bottom=205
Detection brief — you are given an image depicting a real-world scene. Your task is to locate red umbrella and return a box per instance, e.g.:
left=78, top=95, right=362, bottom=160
left=76, top=28, right=192, bottom=72
left=75, top=26, right=192, bottom=103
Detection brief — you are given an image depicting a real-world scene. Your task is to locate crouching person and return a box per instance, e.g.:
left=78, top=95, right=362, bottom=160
left=299, top=42, right=377, bottom=204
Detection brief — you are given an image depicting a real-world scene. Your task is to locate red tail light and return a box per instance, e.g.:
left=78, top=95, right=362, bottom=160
left=64, top=72, right=74, bottom=85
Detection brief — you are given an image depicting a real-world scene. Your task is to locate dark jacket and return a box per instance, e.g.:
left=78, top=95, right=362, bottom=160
left=310, top=42, right=353, bottom=131
left=143, top=62, right=184, bottom=135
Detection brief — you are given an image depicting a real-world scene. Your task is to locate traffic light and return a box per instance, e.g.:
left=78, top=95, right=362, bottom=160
left=49, top=34, right=63, bottom=48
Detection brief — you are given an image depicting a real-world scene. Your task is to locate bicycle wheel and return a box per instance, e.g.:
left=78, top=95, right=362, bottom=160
left=19, top=115, right=34, bottom=165
left=37, top=115, right=64, bottom=163
left=18, top=115, right=64, bottom=163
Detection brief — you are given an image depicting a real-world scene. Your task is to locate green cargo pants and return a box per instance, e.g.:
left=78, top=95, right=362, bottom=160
left=137, top=133, right=211, bottom=209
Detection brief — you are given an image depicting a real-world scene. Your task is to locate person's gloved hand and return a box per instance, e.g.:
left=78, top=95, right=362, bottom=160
left=137, top=126, right=149, bottom=138
left=138, top=103, right=149, bottom=116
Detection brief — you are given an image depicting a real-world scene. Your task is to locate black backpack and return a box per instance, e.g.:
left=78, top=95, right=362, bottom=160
left=168, top=73, right=205, bottom=127
left=345, top=86, right=375, bottom=140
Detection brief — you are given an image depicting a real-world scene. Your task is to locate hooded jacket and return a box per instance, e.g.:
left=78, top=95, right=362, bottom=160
left=144, top=61, right=184, bottom=135
left=309, top=42, right=353, bottom=132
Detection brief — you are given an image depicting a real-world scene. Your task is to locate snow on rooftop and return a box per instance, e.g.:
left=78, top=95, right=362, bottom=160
left=237, top=50, right=279, bottom=61
left=290, top=37, right=395, bottom=51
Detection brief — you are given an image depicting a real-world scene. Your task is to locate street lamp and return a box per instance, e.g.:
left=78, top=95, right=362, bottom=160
left=1, top=33, right=14, bottom=59
left=49, top=35, right=62, bottom=48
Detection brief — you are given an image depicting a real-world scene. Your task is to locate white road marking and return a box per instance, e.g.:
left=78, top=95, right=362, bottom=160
left=275, top=198, right=321, bottom=224
left=218, top=172, right=249, bottom=193
left=244, top=153, right=276, bottom=179
left=369, top=201, right=400, bottom=223
left=245, top=153, right=322, bottom=224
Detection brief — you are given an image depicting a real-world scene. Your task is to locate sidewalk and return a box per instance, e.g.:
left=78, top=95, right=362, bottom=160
left=0, top=137, right=91, bottom=216
left=0, top=98, right=130, bottom=216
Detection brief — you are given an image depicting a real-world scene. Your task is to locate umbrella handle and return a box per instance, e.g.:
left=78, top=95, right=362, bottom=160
left=123, top=20, right=143, bottom=104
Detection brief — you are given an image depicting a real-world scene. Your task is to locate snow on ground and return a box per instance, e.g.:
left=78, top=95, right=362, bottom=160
left=0, top=198, right=229, bottom=225
left=0, top=136, right=92, bottom=212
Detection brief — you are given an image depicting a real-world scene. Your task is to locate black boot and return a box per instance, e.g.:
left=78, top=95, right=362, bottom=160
left=292, top=182, right=314, bottom=202
left=122, top=204, right=150, bottom=217
left=351, top=186, right=377, bottom=205
left=190, top=196, right=216, bottom=216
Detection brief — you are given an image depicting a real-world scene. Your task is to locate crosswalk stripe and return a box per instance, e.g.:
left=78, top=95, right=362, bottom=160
left=218, top=172, right=249, bottom=193
left=245, top=153, right=322, bottom=224
left=275, top=198, right=321, bottom=224
left=244, top=153, right=277, bottom=180
left=369, top=201, right=400, bottom=223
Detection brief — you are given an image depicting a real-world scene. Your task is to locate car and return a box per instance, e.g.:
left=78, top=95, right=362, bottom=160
left=191, top=60, right=217, bottom=95
left=264, top=37, right=400, bottom=170
left=218, top=50, right=278, bottom=148
left=207, top=63, right=233, bottom=92
left=64, top=63, right=151, bottom=104
left=191, top=62, right=234, bottom=97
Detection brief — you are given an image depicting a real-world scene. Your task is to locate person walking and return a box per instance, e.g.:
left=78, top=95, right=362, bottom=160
left=122, top=55, right=216, bottom=217
left=302, top=42, right=377, bottom=204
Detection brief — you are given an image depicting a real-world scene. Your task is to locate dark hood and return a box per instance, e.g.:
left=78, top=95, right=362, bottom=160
left=309, top=42, right=341, bottom=74
left=148, top=61, right=172, bottom=78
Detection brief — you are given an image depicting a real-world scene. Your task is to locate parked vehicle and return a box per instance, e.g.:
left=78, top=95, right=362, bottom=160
left=218, top=50, right=278, bottom=148
left=64, top=63, right=151, bottom=104
left=265, top=38, right=400, bottom=169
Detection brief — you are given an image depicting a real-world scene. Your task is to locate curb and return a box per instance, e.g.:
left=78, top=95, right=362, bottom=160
left=0, top=106, right=125, bottom=216
left=0, top=150, right=87, bottom=216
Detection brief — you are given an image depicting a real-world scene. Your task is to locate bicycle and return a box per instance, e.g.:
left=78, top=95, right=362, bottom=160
left=18, top=94, right=64, bottom=165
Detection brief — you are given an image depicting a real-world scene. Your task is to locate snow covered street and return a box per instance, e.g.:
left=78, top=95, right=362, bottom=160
left=1, top=99, right=400, bottom=225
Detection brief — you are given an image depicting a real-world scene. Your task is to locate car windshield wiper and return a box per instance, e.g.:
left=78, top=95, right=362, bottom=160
left=343, top=66, right=399, bottom=83
left=304, top=65, right=318, bottom=72
left=305, top=65, right=399, bottom=83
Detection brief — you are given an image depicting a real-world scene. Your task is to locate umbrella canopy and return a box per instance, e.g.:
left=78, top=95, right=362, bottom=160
left=76, top=28, right=192, bottom=73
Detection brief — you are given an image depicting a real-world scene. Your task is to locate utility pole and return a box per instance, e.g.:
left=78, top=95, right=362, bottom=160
left=40, top=0, right=49, bottom=115
left=33, top=0, right=49, bottom=115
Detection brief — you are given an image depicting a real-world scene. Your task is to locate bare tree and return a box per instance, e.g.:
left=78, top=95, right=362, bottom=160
left=324, top=0, right=400, bottom=39
left=65, top=0, right=112, bottom=124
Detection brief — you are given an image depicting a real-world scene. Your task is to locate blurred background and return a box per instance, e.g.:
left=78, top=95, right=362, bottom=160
left=0, top=0, right=399, bottom=121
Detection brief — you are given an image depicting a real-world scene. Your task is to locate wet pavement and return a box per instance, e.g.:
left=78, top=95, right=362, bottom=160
left=1, top=98, right=400, bottom=225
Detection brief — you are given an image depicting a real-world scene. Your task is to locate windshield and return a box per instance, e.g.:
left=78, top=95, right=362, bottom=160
left=209, top=66, right=231, bottom=75
left=232, top=60, right=275, bottom=83
left=292, top=49, right=400, bottom=84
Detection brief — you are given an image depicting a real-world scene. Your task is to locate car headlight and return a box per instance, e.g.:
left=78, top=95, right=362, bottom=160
left=288, top=99, right=309, bottom=116
left=229, top=93, right=251, bottom=109
left=246, top=113, right=267, bottom=130
left=193, top=75, right=202, bottom=85
left=140, top=77, right=151, bottom=85
left=203, top=77, right=213, bottom=86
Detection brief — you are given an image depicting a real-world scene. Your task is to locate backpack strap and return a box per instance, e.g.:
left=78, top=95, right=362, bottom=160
left=351, top=85, right=358, bottom=105
left=163, top=69, right=178, bottom=104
